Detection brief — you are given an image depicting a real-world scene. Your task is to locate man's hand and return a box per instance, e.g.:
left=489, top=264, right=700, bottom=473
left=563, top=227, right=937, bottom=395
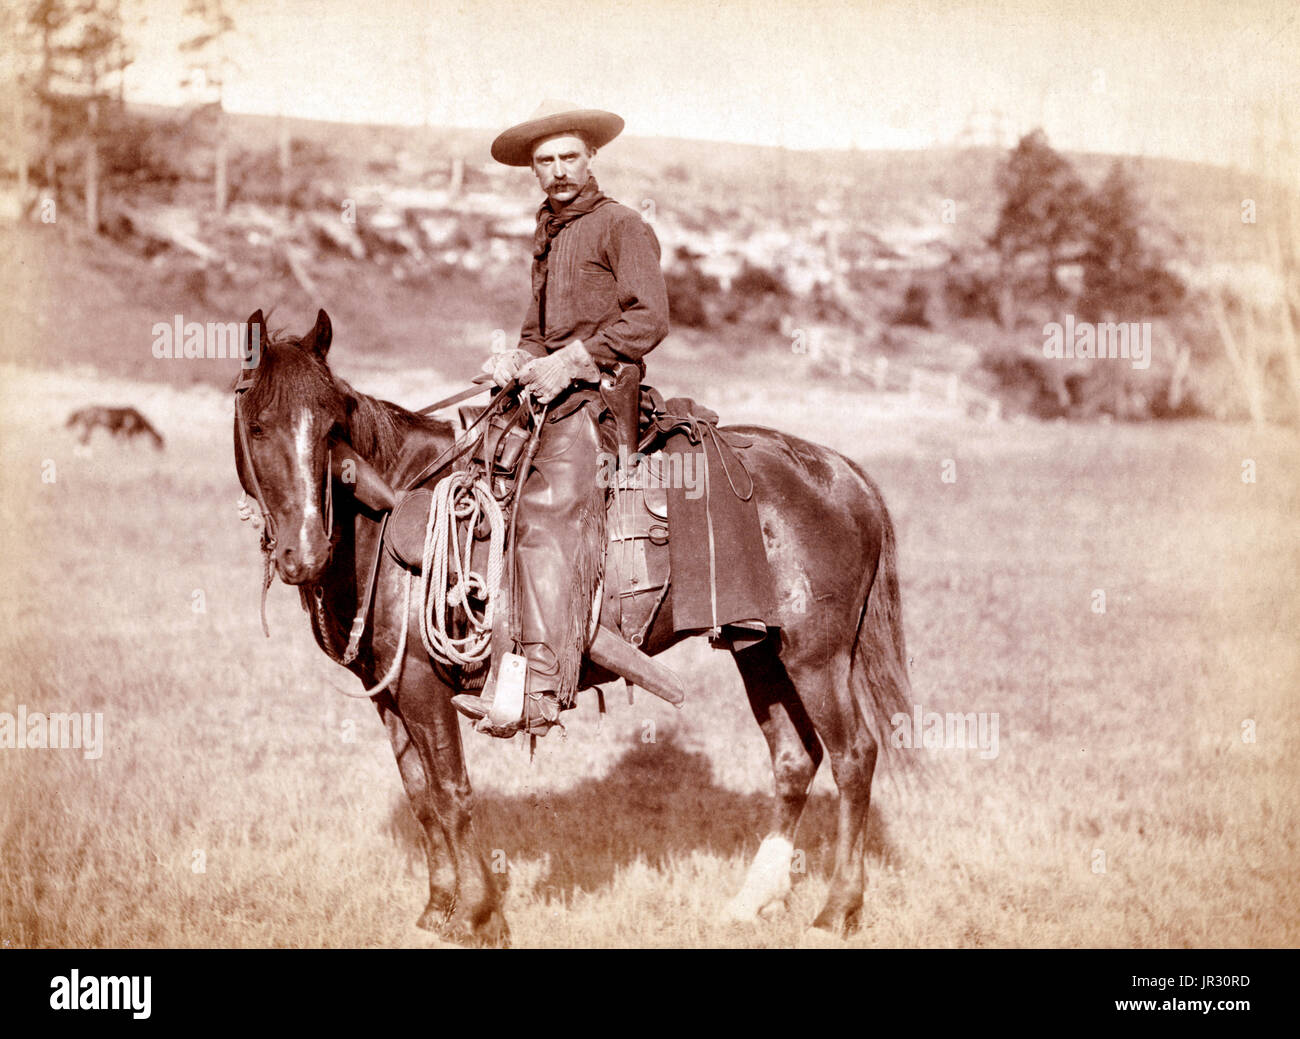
left=517, top=340, right=600, bottom=404
left=482, top=348, right=534, bottom=388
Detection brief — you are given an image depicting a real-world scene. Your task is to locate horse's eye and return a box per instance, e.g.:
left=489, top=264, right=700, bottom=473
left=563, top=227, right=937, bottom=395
left=248, top=422, right=265, bottom=438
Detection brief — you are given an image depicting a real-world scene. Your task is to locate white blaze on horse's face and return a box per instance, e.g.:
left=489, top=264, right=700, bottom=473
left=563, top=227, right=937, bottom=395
left=271, top=404, right=331, bottom=584
left=295, top=407, right=320, bottom=553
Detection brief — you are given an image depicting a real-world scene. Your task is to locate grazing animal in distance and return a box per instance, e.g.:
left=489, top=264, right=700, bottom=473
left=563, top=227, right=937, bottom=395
left=66, top=406, right=165, bottom=449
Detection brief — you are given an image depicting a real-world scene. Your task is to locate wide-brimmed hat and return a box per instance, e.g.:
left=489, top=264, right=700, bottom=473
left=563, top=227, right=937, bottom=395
left=491, top=100, right=624, bottom=167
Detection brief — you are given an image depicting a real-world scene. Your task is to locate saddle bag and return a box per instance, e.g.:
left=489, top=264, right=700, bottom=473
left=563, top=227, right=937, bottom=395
left=462, top=404, right=530, bottom=500
left=601, top=453, right=672, bottom=646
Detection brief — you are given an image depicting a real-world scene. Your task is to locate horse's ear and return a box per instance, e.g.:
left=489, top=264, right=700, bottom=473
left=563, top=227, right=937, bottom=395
left=244, top=310, right=268, bottom=356
left=305, top=309, right=332, bottom=358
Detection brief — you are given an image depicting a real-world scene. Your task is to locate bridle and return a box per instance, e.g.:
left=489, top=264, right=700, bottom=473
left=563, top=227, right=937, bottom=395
left=234, top=366, right=334, bottom=633
left=235, top=365, right=522, bottom=665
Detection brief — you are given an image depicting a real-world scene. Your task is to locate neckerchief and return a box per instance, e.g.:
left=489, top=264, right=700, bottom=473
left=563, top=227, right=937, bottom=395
left=531, top=177, right=614, bottom=322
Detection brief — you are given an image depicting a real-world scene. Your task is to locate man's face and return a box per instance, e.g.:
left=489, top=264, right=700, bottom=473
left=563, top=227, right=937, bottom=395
left=531, top=134, right=593, bottom=204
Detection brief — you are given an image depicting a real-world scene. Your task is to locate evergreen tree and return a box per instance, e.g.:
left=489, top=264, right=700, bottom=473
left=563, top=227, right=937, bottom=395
left=180, top=0, right=241, bottom=214
left=990, top=129, right=1091, bottom=325
left=1079, top=159, right=1183, bottom=321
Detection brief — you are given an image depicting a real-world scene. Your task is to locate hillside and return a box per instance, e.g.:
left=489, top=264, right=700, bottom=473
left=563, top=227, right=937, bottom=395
left=0, top=101, right=1292, bottom=422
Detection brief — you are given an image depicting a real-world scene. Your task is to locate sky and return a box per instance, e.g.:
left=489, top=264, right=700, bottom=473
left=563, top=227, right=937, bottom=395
left=114, top=0, right=1299, bottom=170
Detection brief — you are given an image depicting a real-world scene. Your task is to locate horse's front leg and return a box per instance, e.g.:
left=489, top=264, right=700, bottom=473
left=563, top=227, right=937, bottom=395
left=374, top=692, right=458, bottom=931
left=395, top=668, right=510, bottom=948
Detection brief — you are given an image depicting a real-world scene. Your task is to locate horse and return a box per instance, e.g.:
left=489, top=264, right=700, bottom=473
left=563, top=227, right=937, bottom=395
left=66, top=405, right=165, bottom=449
left=233, top=309, right=913, bottom=946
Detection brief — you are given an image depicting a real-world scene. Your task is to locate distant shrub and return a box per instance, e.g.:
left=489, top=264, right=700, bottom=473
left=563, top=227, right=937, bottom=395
left=731, top=262, right=788, bottom=300
left=228, top=137, right=340, bottom=209
left=1078, top=159, right=1186, bottom=322
left=894, top=282, right=935, bottom=327
left=942, top=260, right=1002, bottom=322
left=101, top=110, right=186, bottom=188
left=664, top=250, right=721, bottom=328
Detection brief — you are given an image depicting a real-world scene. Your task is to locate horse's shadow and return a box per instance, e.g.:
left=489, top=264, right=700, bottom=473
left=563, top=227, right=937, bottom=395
left=385, top=729, right=894, bottom=900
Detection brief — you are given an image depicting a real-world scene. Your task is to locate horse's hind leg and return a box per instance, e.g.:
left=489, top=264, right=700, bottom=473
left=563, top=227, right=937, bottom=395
left=723, top=641, right=823, bottom=923
left=375, top=694, right=458, bottom=930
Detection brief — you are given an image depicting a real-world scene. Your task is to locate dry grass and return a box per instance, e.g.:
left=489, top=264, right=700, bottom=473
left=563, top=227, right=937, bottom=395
left=0, top=364, right=1296, bottom=948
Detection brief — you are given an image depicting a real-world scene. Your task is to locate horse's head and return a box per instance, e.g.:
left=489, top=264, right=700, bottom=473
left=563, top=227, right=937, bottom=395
left=234, top=308, right=345, bottom=585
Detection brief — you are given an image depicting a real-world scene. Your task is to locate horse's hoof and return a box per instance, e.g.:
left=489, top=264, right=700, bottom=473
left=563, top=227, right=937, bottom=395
left=723, top=888, right=793, bottom=925
left=799, top=925, right=847, bottom=948
left=721, top=898, right=759, bottom=924
left=810, top=901, right=862, bottom=937
left=416, top=905, right=452, bottom=933
left=433, top=906, right=511, bottom=949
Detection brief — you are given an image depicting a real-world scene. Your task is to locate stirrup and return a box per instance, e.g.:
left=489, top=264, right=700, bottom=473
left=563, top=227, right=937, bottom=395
left=451, top=653, right=563, bottom=739
left=451, top=652, right=525, bottom=724
left=452, top=691, right=563, bottom=738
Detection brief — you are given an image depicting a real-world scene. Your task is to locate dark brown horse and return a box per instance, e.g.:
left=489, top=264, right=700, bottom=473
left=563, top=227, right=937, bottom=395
left=233, top=309, right=913, bottom=946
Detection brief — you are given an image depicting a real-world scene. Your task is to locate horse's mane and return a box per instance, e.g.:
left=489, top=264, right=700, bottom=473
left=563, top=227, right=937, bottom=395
left=240, top=330, right=452, bottom=470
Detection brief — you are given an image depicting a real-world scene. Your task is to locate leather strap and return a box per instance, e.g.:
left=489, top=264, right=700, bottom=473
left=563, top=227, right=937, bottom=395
left=342, top=512, right=388, bottom=666
left=416, top=377, right=493, bottom=416
left=332, top=386, right=519, bottom=668
left=234, top=391, right=277, bottom=552
left=402, top=387, right=515, bottom=494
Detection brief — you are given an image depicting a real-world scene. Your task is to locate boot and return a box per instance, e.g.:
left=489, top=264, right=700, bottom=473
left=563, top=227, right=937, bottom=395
left=450, top=685, right=563, bottom=736
left=451, top=654, right=566, bottom=737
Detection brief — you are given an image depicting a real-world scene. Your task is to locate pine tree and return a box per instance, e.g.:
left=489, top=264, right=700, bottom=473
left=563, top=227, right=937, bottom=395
left=180, top=0, right=241, bottom=215
left=990, top=129, right=1091, bottom=326
left=18, top=0, right=133, bottom=231
left=1080, top=159, right=1183, bottom=322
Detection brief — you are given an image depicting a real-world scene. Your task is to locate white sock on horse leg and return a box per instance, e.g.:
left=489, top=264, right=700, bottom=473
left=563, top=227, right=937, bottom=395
left=723, top=834, right=794, bottom=923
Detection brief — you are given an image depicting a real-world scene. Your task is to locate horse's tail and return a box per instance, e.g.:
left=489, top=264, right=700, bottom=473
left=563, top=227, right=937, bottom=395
left=851, top=496, right=914, bottom=773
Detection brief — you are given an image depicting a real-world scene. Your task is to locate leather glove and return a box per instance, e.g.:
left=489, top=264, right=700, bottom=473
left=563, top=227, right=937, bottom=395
left=517, top=340, right=600, bottom=404
left=481, top=348, right=534, bottom=388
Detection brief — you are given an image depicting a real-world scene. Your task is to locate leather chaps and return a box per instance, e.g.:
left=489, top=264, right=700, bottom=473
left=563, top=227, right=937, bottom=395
left=497, top=396, right=616, bottom=706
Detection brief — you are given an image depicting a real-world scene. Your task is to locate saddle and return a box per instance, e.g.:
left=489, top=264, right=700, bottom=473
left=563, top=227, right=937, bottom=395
left=383, top=375, right=777, bottom=655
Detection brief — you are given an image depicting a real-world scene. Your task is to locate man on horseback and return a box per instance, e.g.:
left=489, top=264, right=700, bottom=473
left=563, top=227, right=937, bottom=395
left=451, top=100, right=670, bottom=738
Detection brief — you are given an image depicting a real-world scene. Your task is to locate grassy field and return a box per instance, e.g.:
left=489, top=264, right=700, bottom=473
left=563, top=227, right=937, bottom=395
left=0, top=362, right=1296, bottom=948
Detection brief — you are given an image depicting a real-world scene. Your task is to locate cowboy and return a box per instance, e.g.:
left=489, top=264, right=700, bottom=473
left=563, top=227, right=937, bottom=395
left=452, top=101, right=670, bottom=738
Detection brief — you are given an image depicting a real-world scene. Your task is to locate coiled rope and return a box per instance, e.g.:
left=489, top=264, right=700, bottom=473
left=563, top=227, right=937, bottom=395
left=244, top=401, right=517, bottom=699
left=419, top=469, right=507, bottom=667
left=327, top=469, right=504, bottom=699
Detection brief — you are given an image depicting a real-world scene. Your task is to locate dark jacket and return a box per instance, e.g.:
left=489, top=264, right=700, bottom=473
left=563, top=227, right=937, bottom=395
left=519, top=201, right=670, bottom=371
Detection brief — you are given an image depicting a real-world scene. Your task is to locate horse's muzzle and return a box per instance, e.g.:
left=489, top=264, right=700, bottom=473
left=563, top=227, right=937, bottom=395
left=273, top=540, right=330, bottom=585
